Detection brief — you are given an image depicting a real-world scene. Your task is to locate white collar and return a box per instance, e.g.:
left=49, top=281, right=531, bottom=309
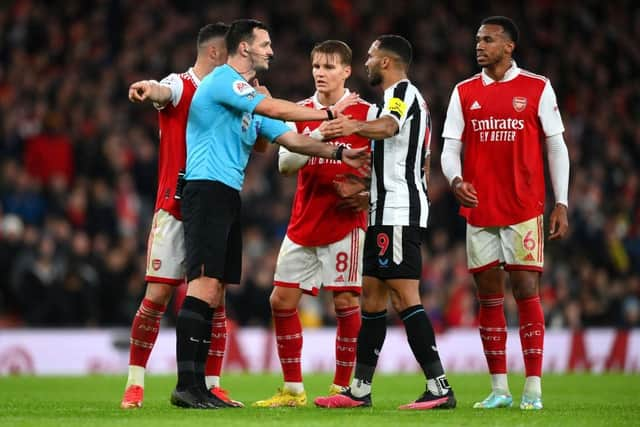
left=481, top=61, right=520, bottom=85
left=311, top=88, right=351, bottom=109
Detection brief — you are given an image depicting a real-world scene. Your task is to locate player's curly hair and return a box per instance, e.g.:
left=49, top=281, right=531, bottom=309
left=481, top=16, right=519, bottom=44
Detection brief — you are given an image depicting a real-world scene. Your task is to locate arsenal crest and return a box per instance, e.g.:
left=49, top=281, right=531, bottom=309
left=513, top=96, right=527, bottom=112
left=152, top=259, right=162, bottom=271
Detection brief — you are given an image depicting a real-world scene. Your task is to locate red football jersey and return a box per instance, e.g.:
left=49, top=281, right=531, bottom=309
left=285, top=92, right=371, bottom=246
left=443, top=65, right=564, bottom=226
left=154, top=69, right=199, bottom=219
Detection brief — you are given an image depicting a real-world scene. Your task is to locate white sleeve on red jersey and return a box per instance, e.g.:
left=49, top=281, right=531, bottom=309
left=441, top=86, right=465, bottom=140
left=440, top=138, right=463, bottom=185
left=154, top=73, right=184, bottom=110
left=545, top=133, right=570, bottom=207
left=278, top=121, right=309, bottom=174
left=538, top=80, right=565, bottom=137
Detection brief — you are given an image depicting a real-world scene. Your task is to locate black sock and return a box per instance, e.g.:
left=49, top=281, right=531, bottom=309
left=176, top=296, right=212, bottom=391
left=400, top=304, right=445, bottom=380
left=195, top=314, right=213, bottom=392
left=353, top=310, right=387, bottom=385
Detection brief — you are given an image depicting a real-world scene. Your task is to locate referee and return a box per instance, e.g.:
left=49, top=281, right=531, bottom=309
left=170, top=19, right=368, bottom=409
left=315, top=35, right=456, bottom=410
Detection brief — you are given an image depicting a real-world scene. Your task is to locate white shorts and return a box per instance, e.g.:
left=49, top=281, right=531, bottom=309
left=145, top=209, right=186, bottom=285
left=273, top=228, right=365, bottom=296
left=466, top=215, right=544, bottom=273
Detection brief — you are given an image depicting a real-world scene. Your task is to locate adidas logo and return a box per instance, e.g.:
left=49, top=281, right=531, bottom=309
left=470, top=100, right=482, bottom=110
left=302, top=126, right=312, bottom=135
left=524, top=253, right=535, bottom=261
left=335, top=274, right=345, bottom=283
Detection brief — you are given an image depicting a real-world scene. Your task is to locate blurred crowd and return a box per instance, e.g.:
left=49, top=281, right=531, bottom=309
left=0, top=0, right=638, bottom=330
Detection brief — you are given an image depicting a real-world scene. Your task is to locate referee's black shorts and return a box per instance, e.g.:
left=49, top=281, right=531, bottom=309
left=363, top=225, right=423, bottom=280
left=181, top=180, right=242, bottom=284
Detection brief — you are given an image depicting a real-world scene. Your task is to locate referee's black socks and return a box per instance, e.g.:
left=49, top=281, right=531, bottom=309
left=176, top=296, right=213, bottom=391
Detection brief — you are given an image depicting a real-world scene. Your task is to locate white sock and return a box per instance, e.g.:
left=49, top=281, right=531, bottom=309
left=284, top=382, right=304, bottom=394
left=350, top=378, right=371, bottom=398
left=523, top=376, right=541, bottom=398
left=427, top=375, right=450, bottom=396
left=205, top=375, right=220, bottom=389
left=490, top=373, right=510, bottom=395
left=126, top=365, right=145, bottom=388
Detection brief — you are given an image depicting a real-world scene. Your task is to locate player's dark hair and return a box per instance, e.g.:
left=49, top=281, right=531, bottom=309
left=197, top=22, right=229, bottom=48
left=310, top=40, right=352, bottom=66
left=226, top=19, right=270, bottom=53
left=481, top=16, right=519, bottom=43
left=376, top=34, right=412, bottom=67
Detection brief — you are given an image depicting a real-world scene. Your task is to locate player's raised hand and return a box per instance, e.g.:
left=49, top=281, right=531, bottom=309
left=251, top=78, right=272, bottom=98
left=548, top=203, right=569, bottom=240
left=341, top=146, right=370, bottom=169
left=330, top=92, right=360, bottom=115
left=452, top=178, right=479, bottom=208
left=128, top=80, right=152, bottom=102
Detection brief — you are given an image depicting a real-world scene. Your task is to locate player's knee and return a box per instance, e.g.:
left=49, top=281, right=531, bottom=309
left=144, top=282, right=174, bottom=306
left=389, top=293, right=418, bottom=313
left=269, top=287, right=298, bottom=310
left=333, top=291, right=359, bottom=310
left=511, top=271, right=540, bottom=299
left=186, top=277, right=222, bottom=306
left=360, top=292, right=386, bottom=312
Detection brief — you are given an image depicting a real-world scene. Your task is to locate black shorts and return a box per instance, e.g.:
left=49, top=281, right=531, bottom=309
left=181, top=180, right=242, bottom=284
left=363, top=225, right=423, bottom=280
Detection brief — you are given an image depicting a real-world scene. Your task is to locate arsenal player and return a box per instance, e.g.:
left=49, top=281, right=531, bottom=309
left=441, top=16, right=570, bottom=410
left=253, top=40, right=370, bottom=408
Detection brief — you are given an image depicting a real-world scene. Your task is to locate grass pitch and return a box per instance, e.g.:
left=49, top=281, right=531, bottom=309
left=0, top=373, right=637, bottom=426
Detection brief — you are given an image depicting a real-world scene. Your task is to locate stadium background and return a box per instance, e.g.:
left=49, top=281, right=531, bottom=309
left=0, top=0, right=638, bottom=374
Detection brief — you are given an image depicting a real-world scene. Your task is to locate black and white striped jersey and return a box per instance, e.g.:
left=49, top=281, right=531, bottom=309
left=368, top=79, right=431, bottom=228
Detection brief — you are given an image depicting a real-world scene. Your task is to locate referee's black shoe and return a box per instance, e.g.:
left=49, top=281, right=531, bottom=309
left=200, top=387, right=234, bottom=408
left=170, top=386, right=216, bottom=409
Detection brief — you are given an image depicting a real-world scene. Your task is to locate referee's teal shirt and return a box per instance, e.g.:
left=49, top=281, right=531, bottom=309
left=185, top=64, right=289, bottom=190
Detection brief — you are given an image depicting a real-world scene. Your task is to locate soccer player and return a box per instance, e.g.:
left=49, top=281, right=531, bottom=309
left=314, top=35, right=456, bottom=410
left=440, top=16, right=570, bottom=410
left=120, top=23, right=242, bottom=409
left=172, top=19, right=369, bottom=409
left=253, top=40, right=370, bottom=408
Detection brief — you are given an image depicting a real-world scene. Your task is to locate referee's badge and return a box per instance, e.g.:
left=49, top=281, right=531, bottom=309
left=512, top=96, right=527, bottom=112
left=233, top=80, right=254, bottom=96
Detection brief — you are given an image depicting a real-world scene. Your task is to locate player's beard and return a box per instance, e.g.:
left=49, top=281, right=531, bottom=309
left=368, top=68, right=382, bottom=86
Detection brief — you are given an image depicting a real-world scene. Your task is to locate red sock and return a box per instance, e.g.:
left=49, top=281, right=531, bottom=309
left=517, top=295, right=545, bottom=377
left=205, top=305, right=227, bottom=378
left=334, top=306, right=360, bottom=387
left=477, top=293, right=507, bottom=374
left=273, top=308, right=302, bottom=382
left=129, top=298, right=166, bottom=367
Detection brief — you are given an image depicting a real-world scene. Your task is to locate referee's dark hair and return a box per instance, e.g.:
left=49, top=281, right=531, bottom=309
left=226, top=19, right=270, bottom=53
left=197, top=22, right=229, bottom=49
left=481, top=16, right=519, bottom=44
left=376, top=35, right=412, bottom=68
